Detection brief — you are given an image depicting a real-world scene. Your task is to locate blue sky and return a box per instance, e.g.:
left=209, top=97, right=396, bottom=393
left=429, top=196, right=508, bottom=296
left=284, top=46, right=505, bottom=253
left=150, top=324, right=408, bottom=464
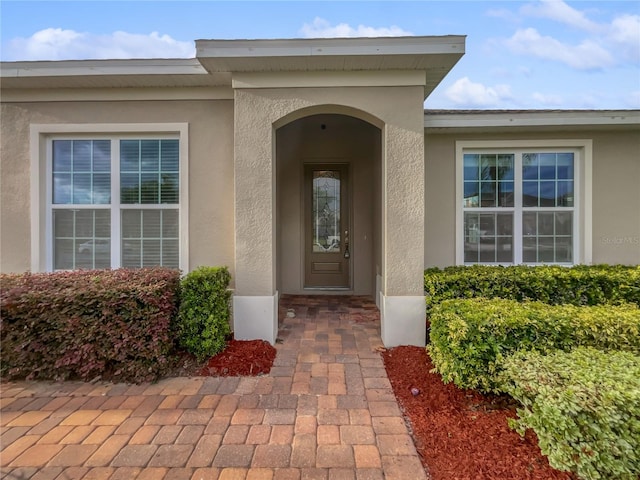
left=1, top=0, right=639, bottom=109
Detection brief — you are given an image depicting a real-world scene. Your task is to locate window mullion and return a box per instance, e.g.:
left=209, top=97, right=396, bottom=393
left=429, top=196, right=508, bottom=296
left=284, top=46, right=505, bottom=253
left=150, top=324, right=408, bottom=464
left=573, top=150, right=580, bottom=264
left=45, top=139, right=54, bottom=271
left=72, top=209, right=77, bottom=269
left=159, top=211, right=164, bottom=267
left=513, top=152, right=523, bottom=264
left=111, top=139, right=121, bottom=269
left=92, top=210, right=96, bottom=267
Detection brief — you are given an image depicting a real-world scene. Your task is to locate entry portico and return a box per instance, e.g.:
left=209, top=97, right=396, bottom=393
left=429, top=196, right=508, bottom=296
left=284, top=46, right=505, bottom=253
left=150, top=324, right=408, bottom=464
left=194, top=37, right=465, bottom=346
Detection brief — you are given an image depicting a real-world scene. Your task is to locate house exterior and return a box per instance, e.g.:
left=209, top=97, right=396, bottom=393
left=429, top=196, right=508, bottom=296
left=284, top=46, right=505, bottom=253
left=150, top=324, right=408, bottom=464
left=1, top=36, right=639, bottom=347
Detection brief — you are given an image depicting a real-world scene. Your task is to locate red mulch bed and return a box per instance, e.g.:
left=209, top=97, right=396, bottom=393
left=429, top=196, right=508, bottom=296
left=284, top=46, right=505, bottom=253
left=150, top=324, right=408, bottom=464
left=198, top=339, right=276, bottom=377
left=168, top=339, right=277, bottom=378
left=382, top=345, right=575, bottom=480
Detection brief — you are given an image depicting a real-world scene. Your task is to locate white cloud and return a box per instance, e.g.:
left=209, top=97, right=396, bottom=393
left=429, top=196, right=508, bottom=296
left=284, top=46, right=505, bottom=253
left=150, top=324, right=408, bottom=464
left=494, top=2, right=638, bottom=71
left=609, top=14, right=640, bottom=45
left=532, top=92, right=564, bottom=107
left=505, top=27, right=614, bottom=70
left=6, top=28, right=195, bottom=61
left=445, top=77, right=513, bottom=107
left=300, top=17, right=412, bottom=38
left=608, top=14, right=640, bottom=61
left=521, top=0, right=601, bottom=33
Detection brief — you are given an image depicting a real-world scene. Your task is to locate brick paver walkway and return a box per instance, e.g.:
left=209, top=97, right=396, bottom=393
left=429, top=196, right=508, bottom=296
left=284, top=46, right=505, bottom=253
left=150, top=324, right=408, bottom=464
left=1, top=295, right=427, bottom=480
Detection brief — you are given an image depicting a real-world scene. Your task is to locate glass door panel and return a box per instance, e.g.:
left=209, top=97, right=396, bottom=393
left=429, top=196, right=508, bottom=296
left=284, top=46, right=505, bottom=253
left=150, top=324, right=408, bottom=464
left=312, top=170, right=341, bottom=253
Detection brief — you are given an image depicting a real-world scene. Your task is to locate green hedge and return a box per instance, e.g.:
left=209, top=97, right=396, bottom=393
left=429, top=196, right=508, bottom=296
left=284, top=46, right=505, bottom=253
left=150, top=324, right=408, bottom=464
left=428, top=298, right=640, bottom=392
left=424, top=265, right=640, bottom=316
left=176, top=266, right=231, bottom=361
left=500, top=348, right=640, bottom=480
left=0, top=268, right=180, bottom=383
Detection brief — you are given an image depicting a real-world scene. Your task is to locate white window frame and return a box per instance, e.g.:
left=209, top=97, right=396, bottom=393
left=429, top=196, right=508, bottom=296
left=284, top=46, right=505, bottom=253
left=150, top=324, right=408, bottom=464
left=30, top=123, right=189, bottom=272
left=455, top=139, right=592, bottom=265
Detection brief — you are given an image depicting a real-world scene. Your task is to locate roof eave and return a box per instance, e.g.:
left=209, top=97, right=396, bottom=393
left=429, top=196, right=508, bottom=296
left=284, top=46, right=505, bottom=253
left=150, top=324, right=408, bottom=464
left=424, top=110, right=640, bottom=130
left=0, top=58, right=230, bottom=89
left=1, top=58, right=206, bottom=77
left=196, top=36, right=464, bottom=78
left=196, top=36, right=466, bottom=61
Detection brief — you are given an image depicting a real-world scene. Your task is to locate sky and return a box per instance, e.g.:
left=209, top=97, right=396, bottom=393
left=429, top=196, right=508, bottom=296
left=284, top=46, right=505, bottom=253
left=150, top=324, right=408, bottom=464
left=1, top=0, right=639, bottom=110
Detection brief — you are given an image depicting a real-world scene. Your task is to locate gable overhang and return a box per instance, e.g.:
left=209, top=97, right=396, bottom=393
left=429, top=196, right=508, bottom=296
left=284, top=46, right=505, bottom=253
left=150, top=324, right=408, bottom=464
left=196, top=36, right=465, bottom=98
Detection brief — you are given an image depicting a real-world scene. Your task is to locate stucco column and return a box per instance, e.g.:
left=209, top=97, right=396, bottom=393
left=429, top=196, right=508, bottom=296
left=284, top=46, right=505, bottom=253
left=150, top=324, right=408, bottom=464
left=379, top=95, right=426, bottom=347
left=232, top=89, right=279, bottom=343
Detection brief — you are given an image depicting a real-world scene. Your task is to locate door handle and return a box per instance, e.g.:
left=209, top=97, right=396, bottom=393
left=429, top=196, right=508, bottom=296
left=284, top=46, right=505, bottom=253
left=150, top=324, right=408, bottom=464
left=344, top=230, right=350, bottom=259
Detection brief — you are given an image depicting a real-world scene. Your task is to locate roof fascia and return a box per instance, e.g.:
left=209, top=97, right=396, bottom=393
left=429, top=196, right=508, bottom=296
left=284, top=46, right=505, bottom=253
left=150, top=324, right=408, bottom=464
left=196, top=36, right=465, bottom=60
left=424, top=110, right=640, bottom=129
left=1, top=58, right=206, bottom=78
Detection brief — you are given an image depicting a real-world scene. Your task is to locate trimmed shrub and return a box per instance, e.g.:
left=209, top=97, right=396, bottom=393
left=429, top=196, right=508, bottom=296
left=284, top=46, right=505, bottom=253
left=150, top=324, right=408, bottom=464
left=176, top=266, right=231, bottom=361
left=500, top=348, right=640, bottom=480
left=424, top=264, right=640, bottom=316
left=0, top=268, right=180, bottom=383
left=428, top=298, right=640, bottom=392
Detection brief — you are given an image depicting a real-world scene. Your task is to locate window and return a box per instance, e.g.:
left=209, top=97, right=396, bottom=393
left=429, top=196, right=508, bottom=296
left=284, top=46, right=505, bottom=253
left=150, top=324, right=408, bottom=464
left=41, top=128, right=186, bottom=271
left=456, top=141, right=592, bottom=265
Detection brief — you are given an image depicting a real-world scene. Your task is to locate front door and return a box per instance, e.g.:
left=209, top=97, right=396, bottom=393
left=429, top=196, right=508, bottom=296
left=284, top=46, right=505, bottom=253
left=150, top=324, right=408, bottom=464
left=304, top=163, right=350, bottom=288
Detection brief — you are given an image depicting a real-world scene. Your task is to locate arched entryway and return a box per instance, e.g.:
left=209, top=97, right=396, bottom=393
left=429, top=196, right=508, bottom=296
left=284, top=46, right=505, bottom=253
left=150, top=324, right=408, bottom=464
left=275, top=112, right=382, bottom=297
left=231, top=85, right=426, bottom=348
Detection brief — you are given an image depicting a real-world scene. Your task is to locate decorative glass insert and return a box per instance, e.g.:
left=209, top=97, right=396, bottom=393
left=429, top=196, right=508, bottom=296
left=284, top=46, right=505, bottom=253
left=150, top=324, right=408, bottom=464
left=522, top=153, right=574, bottom=207
left=53, top=209, right=111, bottom=270
left=312, top=170, right=341, bottom=253
left=464, top=212, right=513, bottom=263
left=120, top=139, right=179, bottom=204
left=463, top=153, right=514, bottom=208
left=523, top=211, right=573, bottom=263
left=121, top=209, right=179, bottom=268
left=52, top=140, right=111, bottom=204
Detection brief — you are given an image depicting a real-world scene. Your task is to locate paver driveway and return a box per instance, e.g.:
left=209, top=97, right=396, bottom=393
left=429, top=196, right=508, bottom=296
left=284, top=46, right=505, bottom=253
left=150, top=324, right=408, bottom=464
left=1, top=295, right=427, bottom=480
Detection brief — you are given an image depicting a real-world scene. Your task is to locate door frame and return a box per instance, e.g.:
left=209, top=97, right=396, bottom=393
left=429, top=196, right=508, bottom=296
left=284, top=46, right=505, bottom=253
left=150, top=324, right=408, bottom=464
left=303, top=162, right=352, bottom=289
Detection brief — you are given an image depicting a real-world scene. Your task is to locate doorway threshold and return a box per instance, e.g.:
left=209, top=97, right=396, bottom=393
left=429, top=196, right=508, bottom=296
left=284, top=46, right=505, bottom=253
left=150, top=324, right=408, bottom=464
left=303, top=287, right=352, bottom=291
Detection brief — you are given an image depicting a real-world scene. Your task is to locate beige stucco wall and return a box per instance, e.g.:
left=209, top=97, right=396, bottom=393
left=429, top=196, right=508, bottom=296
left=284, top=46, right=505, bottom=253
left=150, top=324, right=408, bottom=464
left=233, top=85, right=425, bottom=298
left=591, top=130, right=640, bottom=263
left=424, top=128, right=640, bottom=267
left=276, top=113, right=380, bottom=295
left=0, top=100, right=235, bottom=274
